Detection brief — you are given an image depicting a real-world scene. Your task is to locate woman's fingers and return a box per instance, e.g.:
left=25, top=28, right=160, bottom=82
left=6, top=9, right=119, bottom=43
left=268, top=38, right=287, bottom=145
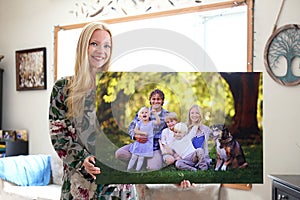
left=84, top=156, right=101, bottom=179
left=176, top=180, right=196, bottom=189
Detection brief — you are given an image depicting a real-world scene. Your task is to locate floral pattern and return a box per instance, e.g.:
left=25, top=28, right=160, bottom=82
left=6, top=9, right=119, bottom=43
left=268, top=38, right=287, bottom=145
left=49, top=77, right=137, bottom=200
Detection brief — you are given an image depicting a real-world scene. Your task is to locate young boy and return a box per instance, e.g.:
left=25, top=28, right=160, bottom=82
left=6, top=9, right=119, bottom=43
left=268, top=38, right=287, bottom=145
left=169, top=122, right=208, bottom=171
left=159, top=112, right=178, bottom=166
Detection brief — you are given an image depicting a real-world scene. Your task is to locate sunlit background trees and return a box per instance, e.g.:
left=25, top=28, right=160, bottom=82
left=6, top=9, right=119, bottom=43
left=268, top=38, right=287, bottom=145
left=96, top=72, right=262, bottom=147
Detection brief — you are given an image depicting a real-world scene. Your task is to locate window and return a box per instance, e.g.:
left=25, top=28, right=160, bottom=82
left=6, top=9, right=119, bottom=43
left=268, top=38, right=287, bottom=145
left=54, top=0, right=253, bottom=80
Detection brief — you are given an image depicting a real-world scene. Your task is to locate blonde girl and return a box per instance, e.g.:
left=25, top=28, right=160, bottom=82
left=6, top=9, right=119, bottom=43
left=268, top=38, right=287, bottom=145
left=187, top=104, right=215, bottom=166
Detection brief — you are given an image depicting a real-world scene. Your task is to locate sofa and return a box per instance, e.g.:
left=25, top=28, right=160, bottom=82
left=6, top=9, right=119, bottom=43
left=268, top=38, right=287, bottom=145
left=0, top=154, right=251, bottom=200
left=0, top=154, right=63, bottom=200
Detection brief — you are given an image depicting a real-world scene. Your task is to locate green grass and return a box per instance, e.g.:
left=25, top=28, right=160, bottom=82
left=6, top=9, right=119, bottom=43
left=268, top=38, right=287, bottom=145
left=96, top=143, right=263, bottom=184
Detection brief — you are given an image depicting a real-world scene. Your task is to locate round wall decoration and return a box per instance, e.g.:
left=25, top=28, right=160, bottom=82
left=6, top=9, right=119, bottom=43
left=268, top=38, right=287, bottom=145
left=264, top=24, right=300, bottom=86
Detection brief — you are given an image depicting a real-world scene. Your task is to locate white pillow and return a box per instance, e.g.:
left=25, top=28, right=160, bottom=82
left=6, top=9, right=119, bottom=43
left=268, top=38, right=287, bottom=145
left=50, top=153, right=63, bottom=185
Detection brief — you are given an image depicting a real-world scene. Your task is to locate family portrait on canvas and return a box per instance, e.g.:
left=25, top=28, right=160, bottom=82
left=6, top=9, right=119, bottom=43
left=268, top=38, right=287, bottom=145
left=94, top=71, right=263, bottom=184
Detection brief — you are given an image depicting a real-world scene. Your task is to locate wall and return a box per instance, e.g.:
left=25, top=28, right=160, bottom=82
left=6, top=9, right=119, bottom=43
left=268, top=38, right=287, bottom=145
left=0, top=0, right=76, bottom=155
left=0, top=0, right=300, bottom=199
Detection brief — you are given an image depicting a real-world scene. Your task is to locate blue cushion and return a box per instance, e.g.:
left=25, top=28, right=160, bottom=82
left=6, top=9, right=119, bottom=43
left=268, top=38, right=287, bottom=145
left=0, top=154, right=51, bottom=186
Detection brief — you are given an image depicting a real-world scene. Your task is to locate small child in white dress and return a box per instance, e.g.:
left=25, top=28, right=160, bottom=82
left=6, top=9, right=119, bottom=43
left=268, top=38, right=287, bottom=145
left=127, top=106, right=160, bottom=171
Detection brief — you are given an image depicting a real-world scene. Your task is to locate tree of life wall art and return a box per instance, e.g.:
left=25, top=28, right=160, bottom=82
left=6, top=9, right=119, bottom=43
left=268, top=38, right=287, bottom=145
left=92, top=72, right=263, bottom=184
left=264, top=24, right=300, bottom=86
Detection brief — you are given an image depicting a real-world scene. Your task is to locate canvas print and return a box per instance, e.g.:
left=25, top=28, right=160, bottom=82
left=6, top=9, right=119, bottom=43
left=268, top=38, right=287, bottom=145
left=15, top=47, right=47, bottom=91
left=94, top=72, right=263, bottom=184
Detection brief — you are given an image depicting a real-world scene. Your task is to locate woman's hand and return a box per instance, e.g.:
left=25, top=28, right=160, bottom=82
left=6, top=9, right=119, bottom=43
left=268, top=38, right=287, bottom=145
left=176, top=180, right=196, bottom=189
left=83, top=156, right=101, bottom=179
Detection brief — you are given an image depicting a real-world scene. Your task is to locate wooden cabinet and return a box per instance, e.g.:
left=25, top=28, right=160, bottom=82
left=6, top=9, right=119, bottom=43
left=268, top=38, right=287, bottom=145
left=269, top=175, right=300, bottom=200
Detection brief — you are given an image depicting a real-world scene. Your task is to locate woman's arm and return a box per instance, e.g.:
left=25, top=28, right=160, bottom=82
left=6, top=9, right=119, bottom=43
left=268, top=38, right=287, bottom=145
left=49, top=78, right=91, bottom=171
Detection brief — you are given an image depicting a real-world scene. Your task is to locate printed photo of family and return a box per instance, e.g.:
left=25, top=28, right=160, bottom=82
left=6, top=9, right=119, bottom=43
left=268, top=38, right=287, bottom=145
left=94, top=72, right=263, bottom=184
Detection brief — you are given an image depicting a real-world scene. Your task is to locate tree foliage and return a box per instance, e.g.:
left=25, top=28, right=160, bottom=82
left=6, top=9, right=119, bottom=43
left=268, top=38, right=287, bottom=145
left=95, top=72, right=262, bottom=146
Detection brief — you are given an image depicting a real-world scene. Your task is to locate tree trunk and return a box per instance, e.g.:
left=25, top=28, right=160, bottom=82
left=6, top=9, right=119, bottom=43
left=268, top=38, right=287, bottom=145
left=220, top=72, right=261, bottom=139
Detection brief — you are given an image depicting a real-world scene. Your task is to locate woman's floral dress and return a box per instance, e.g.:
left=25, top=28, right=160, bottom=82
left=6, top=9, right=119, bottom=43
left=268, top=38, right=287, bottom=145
left=49, top=77, right=137, bottom=200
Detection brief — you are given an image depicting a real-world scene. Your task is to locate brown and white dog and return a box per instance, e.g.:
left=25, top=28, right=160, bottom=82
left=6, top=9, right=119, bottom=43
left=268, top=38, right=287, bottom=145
left=211, top=124, right=248, bottom=171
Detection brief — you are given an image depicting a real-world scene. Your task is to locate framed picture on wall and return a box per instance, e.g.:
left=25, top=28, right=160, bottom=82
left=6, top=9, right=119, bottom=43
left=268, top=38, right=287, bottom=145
left=15, top=47, right=47, bottom=91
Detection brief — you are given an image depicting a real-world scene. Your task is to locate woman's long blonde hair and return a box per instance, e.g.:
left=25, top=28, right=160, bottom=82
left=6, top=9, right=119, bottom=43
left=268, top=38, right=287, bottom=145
left=187, top=104, right=203, bottom=129
left=66, top=22, right=112, bottom=118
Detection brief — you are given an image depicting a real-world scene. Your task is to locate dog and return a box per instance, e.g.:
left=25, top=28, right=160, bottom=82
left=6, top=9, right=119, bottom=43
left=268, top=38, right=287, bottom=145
left=211, top=124, right=248, bottom=171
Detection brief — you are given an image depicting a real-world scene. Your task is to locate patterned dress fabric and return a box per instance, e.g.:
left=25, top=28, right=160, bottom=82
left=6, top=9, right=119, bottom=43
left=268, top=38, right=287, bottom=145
left=49, top=77, right=137, bottom=200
